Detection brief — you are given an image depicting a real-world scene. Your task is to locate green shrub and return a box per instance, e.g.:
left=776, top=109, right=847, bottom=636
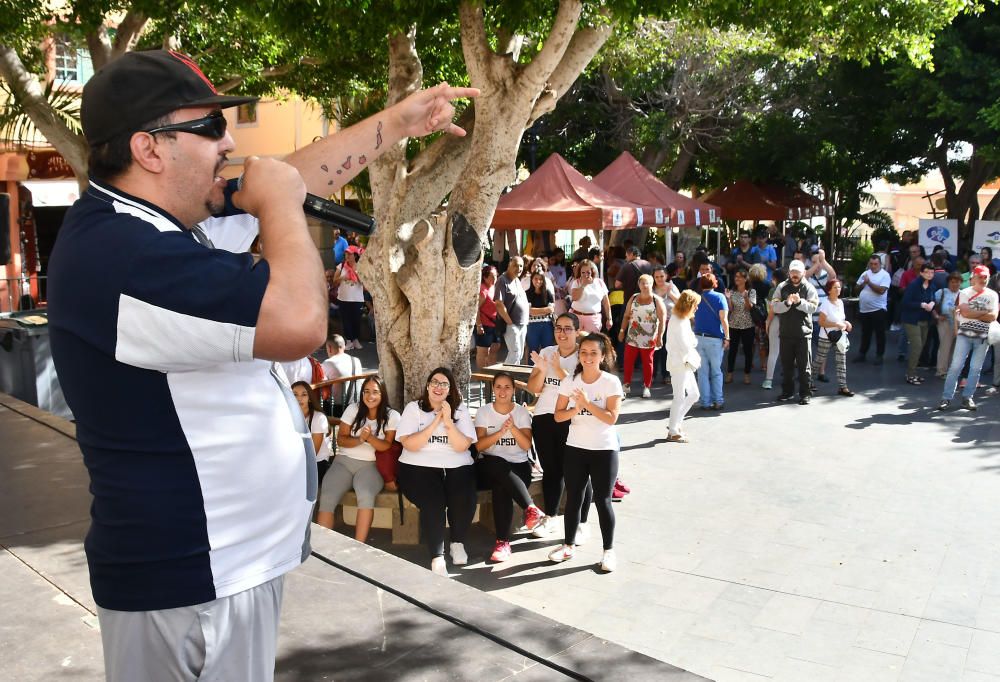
left=844, top=240, right=874, bottom=294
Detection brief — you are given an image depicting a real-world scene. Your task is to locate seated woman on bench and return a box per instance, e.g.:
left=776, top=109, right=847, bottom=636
left=475, top=372, right=544, bottom=563
left=396, top=367, right=477, bottom=577
left=315, top=375, right=399, bottom=543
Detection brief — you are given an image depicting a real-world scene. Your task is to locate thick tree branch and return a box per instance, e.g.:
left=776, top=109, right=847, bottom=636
left=111, top=10, right=149, bottom=61
left=0, top=45, right=88, bottom=181
left=86, top=28, right=112, bottom=72
left=520, top=0, right=584, bottom=91
left=459, top=1, right=504, bottom=89
left=527, top=21, right=614, bottom=125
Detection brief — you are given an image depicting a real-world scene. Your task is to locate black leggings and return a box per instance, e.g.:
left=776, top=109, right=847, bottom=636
left=478, top=455, right=533, bottom=541
left=563, top=446, right=618, bottom=551
left=397, top=462, right=477, bottom=558
left=727, top=326, right=755, bottom=373
left=531, top=414, right=591, bottom=520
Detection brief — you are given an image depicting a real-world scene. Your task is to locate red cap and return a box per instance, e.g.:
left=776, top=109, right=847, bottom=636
left=972, top=265, right=990, bottom=278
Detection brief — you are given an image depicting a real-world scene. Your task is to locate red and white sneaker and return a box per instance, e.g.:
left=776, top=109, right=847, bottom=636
left=523, top=505, right=545, bottom=531
left=548, top=544, right=575, bottom=563
left=490, top=540, right=512, bottom=562
left=614, top=478, right=631, bottom=494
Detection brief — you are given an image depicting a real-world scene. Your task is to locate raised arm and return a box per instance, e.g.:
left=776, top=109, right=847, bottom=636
left=284, top=83, right=479, bottom=196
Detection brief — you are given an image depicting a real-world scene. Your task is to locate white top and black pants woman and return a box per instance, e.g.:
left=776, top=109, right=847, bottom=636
left=550, top=340, right=623, bottom=572
left=396, top=390, right=477, bottom=574
left=475, top=395, right=541, bottom=561
left=525, top=324, right=593, bottom=538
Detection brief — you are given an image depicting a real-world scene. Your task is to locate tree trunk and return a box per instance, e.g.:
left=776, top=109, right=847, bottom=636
left=934, top=142, right=997, bottom=250
left=0, top=45, right=89, bottom=183
left=358, top=1, right=611, bottom=405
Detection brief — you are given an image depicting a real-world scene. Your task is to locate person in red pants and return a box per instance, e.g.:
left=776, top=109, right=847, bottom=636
left=618, top=274, right=667, bottom=399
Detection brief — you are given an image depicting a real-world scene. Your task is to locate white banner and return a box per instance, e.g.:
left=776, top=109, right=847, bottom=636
left=918, top=218, right=958, bottom=256
left=972, top=221, right=1000, bottom=253
left=656, top=208, right=665, bottom=225
left=636, top=207, right=644, bottom=226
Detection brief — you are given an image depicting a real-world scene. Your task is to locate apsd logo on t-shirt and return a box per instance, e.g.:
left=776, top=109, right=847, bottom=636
left=428, top=435, right=449, bottom=444
left=544, top=376, right=562, bottom=387
left=496, top=436, right=518, bottom=447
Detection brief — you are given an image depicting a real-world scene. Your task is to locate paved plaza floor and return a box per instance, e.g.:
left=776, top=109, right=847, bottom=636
left=3, top=333, right=999, bottom=681
left=354, top=341, right=1000, bottom=682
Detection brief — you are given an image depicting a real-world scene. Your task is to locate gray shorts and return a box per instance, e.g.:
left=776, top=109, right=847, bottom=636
left=318, top=455, right=384, bottom=510
left=97, top=575, right=284, bottom=682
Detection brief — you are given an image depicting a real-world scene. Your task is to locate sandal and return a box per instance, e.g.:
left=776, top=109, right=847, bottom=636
left=906, top=376, right=922, bottom=385
left=667, top=433, right=688, bottom=443
left=838, top=387, right=855, bottom=397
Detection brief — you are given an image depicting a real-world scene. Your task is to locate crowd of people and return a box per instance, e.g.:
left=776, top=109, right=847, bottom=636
left=303, top=227, right=998, bottom=581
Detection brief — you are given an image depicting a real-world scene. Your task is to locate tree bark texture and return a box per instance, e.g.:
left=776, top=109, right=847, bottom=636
left=359, top=0, right=611, bottom=405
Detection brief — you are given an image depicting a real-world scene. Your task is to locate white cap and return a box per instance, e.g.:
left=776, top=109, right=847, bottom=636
left=789, top=259, right=806, bottom=273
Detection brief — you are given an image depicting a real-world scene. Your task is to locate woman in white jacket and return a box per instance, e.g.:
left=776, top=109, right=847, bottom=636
left=666, top=290, right=702, bottom=442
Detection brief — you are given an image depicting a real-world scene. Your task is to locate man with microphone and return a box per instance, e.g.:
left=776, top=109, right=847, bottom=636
left=46, top=49, right=477, bottom=682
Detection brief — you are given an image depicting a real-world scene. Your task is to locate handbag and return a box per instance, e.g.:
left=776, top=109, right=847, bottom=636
left=988, top=320, right=1000, bottom=346
left=374, top=441, right=403, bottom=484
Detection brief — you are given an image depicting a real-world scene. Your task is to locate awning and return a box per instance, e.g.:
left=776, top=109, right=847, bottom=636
left=491, top=153, right=664, bottom=230
left=592, top=152, right=721, bottom=227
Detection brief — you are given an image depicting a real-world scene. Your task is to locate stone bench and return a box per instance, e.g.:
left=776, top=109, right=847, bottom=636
left=334, top=479, right=545, bottom=545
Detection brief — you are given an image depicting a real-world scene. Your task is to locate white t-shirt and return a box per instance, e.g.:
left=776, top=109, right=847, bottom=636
left=280, top=357, right=314, bottom=385
left=571, top=279, right=609, bottom=314
left=322, top=353, right=361, bottom=401
left=558, top=372, right=623, bottom=451
left=397, top=401, right=477, bottom=469
left=474, top=403, right=533, bottom=463
left=337, top=266, right=366, bottom=303
left=856, top=268, right=891, bottom=313
left=817, top=299, right=846, bottom=340
left=337, top=403, right=401, bottom=462
left=309, top=411, right=333, bottom=462
left=532, top=346, right=579, bottom=416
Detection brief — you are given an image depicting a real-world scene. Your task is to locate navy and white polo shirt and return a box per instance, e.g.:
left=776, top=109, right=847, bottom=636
left=48, top=180, right=316, bottom=612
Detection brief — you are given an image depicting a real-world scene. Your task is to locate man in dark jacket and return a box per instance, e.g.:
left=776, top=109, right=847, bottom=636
left=772, top=259, right=820, bottom=404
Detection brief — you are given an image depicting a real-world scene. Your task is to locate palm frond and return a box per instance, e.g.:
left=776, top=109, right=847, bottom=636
left=0, top=77, right=81, bottom=149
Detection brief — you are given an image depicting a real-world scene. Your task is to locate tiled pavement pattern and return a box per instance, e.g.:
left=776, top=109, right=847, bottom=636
left=354, top=341, right=1000, bottom=682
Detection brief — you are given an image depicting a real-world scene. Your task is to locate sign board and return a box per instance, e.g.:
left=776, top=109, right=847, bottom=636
left=917, top=218, right=958, bottom=256
left=636, top=208, right=644, bottom=226
left=972, top=220, right=1000, bottom=254
left=25, top=150, right=74, bottom=180
left=655, top=208, right=665, bottom=225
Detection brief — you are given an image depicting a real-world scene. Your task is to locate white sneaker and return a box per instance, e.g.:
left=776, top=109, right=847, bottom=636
left=449, top=542, right=468, bottom=566
left=548, top=544, right=575, bottom=563
left=600, top=549, right=617, bottom=572
left=622, top=385, right=631, bottom=398
left=431, top=556, right=449, bottom=576
left=531, top=515, right=558, bottom=538
left=574, top=524, right=590, bottom=546
left=642, top=386, right=652, bottom=399
left=353, top=340, right=363, bottom=350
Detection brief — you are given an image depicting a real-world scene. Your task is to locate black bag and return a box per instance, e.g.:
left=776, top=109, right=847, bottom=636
left=750, top=301, right=767, bottom=325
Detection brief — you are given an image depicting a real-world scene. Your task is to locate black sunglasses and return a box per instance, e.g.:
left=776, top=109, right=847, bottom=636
left=142, top=111, right=227, bottom=140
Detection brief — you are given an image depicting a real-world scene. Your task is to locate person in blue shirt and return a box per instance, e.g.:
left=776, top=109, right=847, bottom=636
left=331, top=227, right=349, bottom=265
left=900, top=262, right=939, bottom=385
left=750, top=230, right=778, bottom=281
left=691, top=273, right=730, bottom=409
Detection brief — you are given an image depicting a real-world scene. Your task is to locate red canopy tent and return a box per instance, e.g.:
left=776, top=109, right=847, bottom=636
left=699, top=180, right=795, bottom=221
left=491, top=153, right=664, bottom=230
left=592, top=152, right=721, bottom=227
left=758, top=184, right=828, bottom=220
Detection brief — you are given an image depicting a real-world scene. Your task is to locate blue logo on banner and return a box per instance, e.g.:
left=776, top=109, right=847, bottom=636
left=988, top=231, right=1000, bottom=241
left=926, top=225, right=950, bottom=243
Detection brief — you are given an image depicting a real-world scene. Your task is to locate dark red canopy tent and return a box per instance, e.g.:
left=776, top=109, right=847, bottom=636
left=491, top=153, right=664, bottom=230
left=699, top=180, right=795, bottom=221
left=592, top=152, right=721, bottom=227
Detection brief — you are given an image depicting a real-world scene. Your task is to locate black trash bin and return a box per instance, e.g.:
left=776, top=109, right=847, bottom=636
left=0, top=313, right=72, bottom=419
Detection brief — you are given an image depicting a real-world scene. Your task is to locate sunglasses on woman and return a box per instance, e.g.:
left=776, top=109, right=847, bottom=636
left=142, top=111, right=227, bottom=140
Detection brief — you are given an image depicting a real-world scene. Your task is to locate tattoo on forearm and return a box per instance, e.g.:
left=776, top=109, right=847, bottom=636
left=375, top=120, right=383, bottom=149
left=336, top=155, right=352, bottom=175
left=359, top=154, right=367, bottom=165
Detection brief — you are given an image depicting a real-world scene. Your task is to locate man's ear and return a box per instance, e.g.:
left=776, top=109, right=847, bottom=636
left=129, top=132, right=167, bottom=175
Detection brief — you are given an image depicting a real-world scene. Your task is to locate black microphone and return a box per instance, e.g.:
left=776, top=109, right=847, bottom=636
left=236, top=175, right=376, bottom=236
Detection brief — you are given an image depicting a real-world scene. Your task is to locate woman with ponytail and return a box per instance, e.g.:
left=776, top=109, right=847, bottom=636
left=549, top=333, right=623, bottom=572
